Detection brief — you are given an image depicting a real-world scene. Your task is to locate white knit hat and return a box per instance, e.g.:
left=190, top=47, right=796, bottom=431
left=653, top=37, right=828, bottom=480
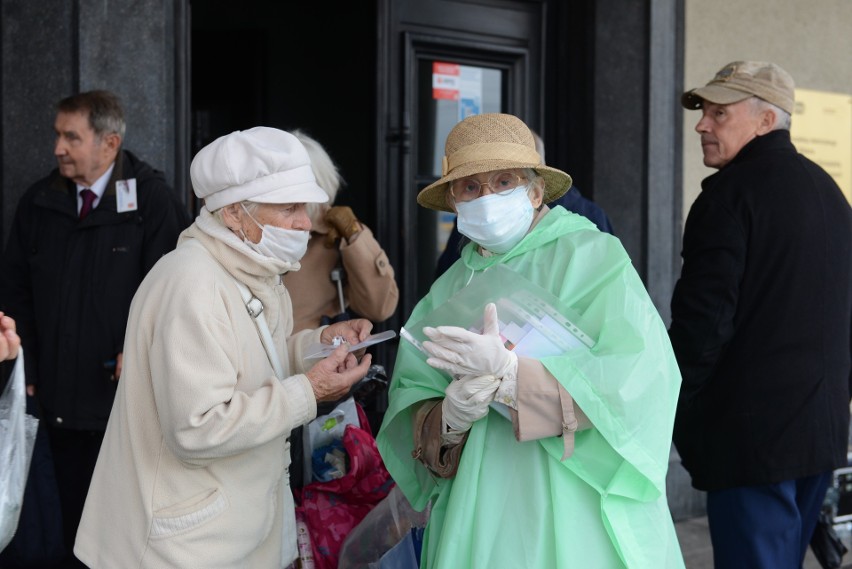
left=191, top=127, right=329, bottom=212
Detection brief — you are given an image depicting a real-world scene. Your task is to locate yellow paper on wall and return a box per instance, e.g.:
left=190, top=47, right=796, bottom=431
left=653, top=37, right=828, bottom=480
left=792, top=88, right=852, bottom=203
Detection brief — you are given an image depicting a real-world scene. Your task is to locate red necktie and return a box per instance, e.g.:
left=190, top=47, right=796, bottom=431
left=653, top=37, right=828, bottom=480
left=79, top=188, right=96, bottom=220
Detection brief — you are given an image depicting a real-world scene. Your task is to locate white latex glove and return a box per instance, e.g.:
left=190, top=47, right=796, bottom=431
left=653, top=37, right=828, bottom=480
left=422, top=302, right=518, bottom=381
left=442, top=373, right=501, bottom=432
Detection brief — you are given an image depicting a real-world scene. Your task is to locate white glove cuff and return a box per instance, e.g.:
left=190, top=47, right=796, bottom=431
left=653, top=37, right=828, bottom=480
left=441, top=397, right=472, bottom=433
left=440, top=418, right=469, bottom=446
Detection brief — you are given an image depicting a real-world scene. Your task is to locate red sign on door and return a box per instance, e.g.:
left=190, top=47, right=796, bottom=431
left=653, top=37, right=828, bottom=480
left=432, top=62, right=460, bottom=101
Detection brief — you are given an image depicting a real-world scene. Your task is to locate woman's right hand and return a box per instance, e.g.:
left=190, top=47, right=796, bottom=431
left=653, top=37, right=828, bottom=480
left=306, top=343, right=373, bottom=402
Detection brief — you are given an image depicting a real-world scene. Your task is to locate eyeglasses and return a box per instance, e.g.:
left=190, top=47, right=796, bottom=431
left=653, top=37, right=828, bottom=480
left=449, top=171, right=527, bottom=203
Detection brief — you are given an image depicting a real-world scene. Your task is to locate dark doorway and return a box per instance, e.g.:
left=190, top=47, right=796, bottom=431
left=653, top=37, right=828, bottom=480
left=190, top=0, right=547, bottom=397
left=190, top=1, right=378, bottom=226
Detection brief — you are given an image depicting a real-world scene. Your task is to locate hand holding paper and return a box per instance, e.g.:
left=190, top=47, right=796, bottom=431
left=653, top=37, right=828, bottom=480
left=423, top=303, right=518, bottom=382
left=306, top=344, right=373, bottom=402
left=321, top=318, right=373, bottom=347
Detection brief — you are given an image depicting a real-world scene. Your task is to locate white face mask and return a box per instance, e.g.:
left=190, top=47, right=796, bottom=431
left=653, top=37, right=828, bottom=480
left=456, top=185, right=535, bottom=254
left=240, top=204, right=310, bottom=264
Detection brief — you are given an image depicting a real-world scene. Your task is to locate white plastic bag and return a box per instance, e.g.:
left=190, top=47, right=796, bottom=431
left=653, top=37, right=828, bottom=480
left=0, top=348, right=39, bottom=551
left=303, top=396, right=360, bottom=483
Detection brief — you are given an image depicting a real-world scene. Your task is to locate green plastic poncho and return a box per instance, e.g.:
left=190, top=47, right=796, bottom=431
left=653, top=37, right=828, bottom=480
left=376, top=207, right=685, bottom=568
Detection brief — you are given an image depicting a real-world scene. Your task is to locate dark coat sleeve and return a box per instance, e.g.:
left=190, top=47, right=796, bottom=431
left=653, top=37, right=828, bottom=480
left=668, top=192, right=746, bottom=403
left=137, top=175, right=191, bottom=274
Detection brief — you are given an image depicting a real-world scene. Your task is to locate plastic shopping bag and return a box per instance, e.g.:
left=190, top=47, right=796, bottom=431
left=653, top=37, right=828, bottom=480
left=296, top=419, right=394, bottom=569
left=0, top=348, right=39, bottom=551
left=338, top=484, right=430, bottom=569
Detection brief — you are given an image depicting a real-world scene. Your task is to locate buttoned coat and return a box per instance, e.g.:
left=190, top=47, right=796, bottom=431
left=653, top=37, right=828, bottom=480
left=670, top=130, right=852, bottom=491
left=74, top=211, right=322, bottom=568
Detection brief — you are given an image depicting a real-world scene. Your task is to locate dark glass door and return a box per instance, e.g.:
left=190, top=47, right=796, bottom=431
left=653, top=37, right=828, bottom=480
left=416, top=60, right=505, bottom=287
left=377, top=3, right=545, bottom=334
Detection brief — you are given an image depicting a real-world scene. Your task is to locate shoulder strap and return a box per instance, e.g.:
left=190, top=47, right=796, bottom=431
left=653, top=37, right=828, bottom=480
left=233, top=279, right=285, bottom=381
left=183, top=239, right=286, bottom=381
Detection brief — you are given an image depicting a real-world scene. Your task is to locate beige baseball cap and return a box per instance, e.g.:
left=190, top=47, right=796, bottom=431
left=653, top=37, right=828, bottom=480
left=681, top=61, right=795, bottom=114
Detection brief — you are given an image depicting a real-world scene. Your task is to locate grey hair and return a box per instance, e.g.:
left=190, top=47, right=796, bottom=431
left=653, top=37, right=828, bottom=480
left=57, top=90, right=126, bottom=140
left=212, top=200, right=260, bottom=225
left=530, top=131, right=546, bottom=162
left=291, top=129, right=344, bottom=224
left=524, top=167, right=547, bottom=210
left=750, top=97, right=791, bottom=131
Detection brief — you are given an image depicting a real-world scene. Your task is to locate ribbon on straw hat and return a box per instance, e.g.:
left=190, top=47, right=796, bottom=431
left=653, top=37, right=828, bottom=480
left=417, top=113, right=573, bottom=212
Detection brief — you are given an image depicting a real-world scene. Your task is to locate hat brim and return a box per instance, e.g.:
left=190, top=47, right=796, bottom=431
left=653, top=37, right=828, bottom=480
left=247, top=181, right=328, bottom=205
left=417, top=160, right=573, bottom=212
left=204, top=180, right=328, bottom=211
left=681, top=85, right=753, bottom=110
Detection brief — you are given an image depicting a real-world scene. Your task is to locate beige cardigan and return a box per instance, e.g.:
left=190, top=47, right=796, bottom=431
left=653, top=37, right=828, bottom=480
left=75, top=211, right=323, bottom=569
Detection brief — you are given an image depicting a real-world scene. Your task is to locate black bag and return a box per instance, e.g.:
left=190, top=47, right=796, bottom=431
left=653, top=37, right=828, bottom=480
left=0, top=397, right=65, bottom=568
left=810, top=511, right=848, bottom=569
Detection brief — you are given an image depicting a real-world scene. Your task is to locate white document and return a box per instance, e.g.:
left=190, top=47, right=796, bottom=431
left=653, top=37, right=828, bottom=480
left=304, top=330, right=397, bottom=360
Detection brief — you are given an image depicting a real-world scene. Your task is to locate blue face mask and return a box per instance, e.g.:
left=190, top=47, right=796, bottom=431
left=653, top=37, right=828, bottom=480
left=455, top=185, right=534, bottom=254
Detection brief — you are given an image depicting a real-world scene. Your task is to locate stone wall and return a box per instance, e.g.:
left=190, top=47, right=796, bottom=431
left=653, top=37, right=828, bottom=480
left=0, top=0, right=184, bottom=246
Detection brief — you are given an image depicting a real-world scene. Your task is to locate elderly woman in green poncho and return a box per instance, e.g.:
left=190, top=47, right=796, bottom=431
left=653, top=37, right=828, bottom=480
left=375, top=113, right=686, bottom=568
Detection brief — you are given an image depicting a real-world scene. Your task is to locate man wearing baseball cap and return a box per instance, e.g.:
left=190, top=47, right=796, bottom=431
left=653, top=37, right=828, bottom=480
left=670, top=61, right=852, bottom=568
left=74, top=127, right=374, bottom=569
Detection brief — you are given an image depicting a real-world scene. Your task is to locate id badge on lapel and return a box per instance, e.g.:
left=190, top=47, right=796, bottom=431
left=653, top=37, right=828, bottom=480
left=115, top=179, right=138, bottom=213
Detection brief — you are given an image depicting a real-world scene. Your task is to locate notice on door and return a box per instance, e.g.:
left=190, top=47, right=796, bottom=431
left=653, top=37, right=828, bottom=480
left=432, top=61, right=483, bottom=120
left=791, top=88, right=852, bottom=203
left=433, top=62, right=460, bottom=101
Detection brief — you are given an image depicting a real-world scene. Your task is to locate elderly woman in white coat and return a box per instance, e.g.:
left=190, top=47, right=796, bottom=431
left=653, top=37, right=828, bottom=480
left=74, top=127, right=373, bottom=569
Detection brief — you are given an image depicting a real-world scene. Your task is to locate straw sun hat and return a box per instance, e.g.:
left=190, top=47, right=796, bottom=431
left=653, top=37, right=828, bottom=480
left=417, top=113, right=573, bottom=212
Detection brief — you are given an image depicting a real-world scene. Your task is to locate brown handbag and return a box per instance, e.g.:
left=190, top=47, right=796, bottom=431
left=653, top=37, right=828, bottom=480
left=410, top=400, right=468, bottom=478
